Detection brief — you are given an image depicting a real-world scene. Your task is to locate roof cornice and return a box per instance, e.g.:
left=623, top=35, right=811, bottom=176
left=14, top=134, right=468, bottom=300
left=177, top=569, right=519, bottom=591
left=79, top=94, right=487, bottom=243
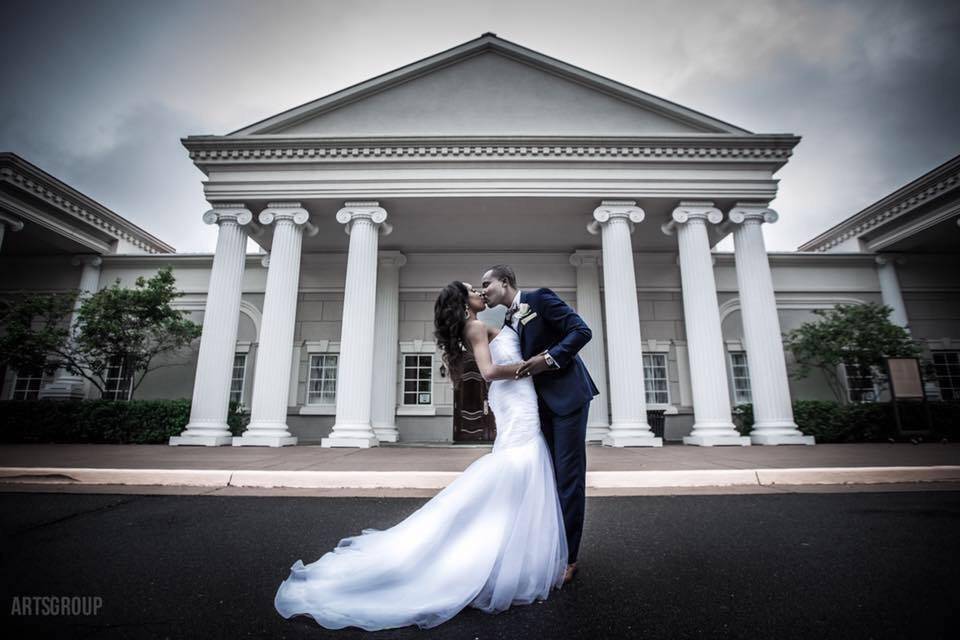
left=0, top=152, right=176, bottom=254
left=181, top=134, right=801, bottom=174
left=797, top=153, right=960, bottom=252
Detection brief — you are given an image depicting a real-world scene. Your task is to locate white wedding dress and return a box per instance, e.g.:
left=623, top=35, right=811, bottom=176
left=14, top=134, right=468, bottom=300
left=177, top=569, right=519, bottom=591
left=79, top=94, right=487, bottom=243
left=274, top=327, right=568, bottom=631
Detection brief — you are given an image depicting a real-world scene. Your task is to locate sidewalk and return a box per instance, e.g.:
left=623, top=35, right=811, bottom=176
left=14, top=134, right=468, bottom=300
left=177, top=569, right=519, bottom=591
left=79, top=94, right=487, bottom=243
left=1, top=442, right=958, bottom=492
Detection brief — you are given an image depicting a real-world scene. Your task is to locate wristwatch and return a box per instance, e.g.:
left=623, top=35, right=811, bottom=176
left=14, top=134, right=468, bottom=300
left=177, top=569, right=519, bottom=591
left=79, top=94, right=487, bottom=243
left=543, top=351, right=559, bottom=368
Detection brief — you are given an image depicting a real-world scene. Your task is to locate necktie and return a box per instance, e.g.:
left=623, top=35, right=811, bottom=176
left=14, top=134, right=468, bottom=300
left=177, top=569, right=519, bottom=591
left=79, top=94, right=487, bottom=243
left=504, top=304, right=518, bottom=327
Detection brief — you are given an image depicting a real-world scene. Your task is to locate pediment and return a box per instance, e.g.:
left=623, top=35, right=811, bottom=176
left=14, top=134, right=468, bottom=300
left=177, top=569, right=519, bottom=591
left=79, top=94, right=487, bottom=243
left=232, top=35, right=749, bottom=138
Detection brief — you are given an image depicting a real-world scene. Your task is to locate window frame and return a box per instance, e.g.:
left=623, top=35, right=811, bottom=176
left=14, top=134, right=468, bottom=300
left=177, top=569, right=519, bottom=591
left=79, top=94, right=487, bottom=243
left=931, top=350, right=960, bottom=401
left=402, top=353, right=434, bottom=408
left=840, top=361, right=883, bottom=403
left=101, top=355, right=133, bottom=401
left=229, top=352, right=247, bottom=406
left=727, top=350, right=753, bottom=405
left=398, top=340, right=437, bottom=416
left=305, top=352, right=339, bottom=407
left=11, top=366, right=48, bottom=400
left=642, top=351, right=671, bottom=407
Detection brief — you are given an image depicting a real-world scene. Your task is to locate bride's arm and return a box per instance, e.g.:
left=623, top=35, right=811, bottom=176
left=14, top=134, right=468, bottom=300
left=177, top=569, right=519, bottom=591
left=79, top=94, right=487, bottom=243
left=465, top=321, right=521, bottom=382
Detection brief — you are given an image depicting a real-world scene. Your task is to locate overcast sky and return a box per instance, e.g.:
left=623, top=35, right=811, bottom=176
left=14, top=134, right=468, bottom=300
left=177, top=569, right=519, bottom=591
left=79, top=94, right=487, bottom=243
left=2, top=0, right=958, bottom=254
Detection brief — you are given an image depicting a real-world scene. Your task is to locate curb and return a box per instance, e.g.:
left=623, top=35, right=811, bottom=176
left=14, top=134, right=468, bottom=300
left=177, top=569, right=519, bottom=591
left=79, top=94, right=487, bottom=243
left=2, top=466, right=959, bottom=489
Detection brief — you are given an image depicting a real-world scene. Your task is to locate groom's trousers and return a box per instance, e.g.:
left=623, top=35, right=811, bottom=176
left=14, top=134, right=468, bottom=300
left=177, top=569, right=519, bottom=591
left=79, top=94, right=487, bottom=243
left=538, top=398, right=589, bottom=565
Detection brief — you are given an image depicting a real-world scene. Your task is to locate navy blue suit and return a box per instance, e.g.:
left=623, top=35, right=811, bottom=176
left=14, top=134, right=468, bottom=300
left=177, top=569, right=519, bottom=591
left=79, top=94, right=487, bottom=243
left=507, top=287, right=599, bottom=564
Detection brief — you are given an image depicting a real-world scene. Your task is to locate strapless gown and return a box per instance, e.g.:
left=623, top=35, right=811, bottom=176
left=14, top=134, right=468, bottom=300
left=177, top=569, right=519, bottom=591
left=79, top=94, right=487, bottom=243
left=274, top=327, right=568, bottom=630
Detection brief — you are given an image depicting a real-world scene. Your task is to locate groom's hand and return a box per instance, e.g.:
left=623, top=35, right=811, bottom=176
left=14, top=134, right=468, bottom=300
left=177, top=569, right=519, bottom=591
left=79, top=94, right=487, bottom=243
left=515, top=354, right=550, bottom=378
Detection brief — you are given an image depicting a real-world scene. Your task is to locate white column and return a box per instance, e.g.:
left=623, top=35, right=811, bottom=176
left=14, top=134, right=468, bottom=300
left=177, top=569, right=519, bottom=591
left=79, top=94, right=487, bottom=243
left=171, top=205, right=253, bottom=446
left=663, top=202, right=749, bottom=446
left=322, top=202, right=391, bottom=448
left=235, top=202, right=317, bottom=447
left=875, top=256, right=909, bottom=331
left=588, top=201, right=661, bottom=447
left=569, top=250, right=610, bottom=441
left=38, top=255, right=103, bottom=400
left=371, top=251, right=406, bottom=442
left=0, top=212, right=24, bottom=253
left=729, top=203, right=814, bottom=445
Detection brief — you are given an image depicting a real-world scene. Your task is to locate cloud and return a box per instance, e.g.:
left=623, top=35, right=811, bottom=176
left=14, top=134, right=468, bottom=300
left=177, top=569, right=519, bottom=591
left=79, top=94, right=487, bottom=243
left=1, top=0, right=958, bottom=254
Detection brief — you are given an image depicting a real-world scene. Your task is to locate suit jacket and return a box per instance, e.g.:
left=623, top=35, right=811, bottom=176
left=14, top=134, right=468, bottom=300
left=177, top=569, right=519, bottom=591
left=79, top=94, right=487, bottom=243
left=510, top=287, right=600, bottom=416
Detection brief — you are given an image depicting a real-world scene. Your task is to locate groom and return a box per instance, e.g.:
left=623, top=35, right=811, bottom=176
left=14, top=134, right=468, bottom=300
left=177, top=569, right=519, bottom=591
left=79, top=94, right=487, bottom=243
left=480, top=264, right=599, bottom=585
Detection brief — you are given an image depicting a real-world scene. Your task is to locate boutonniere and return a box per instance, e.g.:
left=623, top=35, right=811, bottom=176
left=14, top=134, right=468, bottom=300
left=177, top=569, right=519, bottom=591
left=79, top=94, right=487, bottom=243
left=517, top=303, right=538, bottom=325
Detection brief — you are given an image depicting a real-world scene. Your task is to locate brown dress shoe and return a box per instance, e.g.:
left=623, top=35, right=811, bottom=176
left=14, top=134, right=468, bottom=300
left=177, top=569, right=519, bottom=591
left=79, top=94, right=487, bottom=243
left=563, top=562, right=578, bottom=584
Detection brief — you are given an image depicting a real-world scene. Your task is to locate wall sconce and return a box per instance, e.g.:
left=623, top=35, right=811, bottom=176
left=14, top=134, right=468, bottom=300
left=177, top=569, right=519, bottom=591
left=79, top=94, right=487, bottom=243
left=439, top=363, right=447, bottom=378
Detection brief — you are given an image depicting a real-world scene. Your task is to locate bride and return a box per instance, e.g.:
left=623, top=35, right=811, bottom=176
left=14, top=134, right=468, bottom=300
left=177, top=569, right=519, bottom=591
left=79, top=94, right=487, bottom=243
left=273, top=281, right=569, bottom=631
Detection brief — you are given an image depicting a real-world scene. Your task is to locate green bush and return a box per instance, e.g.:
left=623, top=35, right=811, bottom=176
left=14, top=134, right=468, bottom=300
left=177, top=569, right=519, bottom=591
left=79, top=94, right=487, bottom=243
left=0, top=399, right=249, bottom=444
left=732, top=399, right=960, bottom=443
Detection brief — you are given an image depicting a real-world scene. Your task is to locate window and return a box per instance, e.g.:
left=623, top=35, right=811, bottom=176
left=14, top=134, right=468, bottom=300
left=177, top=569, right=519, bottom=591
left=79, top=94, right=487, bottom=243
left=403, top=354, right=433, bottom=406
left=642, top=353, right=669, bottom=405
left=12, top=367, right=46, bottom=400
left=729, top=351, right=752, bottom=404
left=102, top=356, right=133, bottom=400
left=841, top=362, right=881, bottom=403
left=230, top=353, right=247, bottom=405
left=307, top=353, right=338, bottom=405
left=932, top=351, right=960, bottom=400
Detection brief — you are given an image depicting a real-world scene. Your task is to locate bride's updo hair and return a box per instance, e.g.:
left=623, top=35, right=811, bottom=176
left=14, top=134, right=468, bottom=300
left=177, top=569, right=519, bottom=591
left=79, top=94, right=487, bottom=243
left=434, top=281, right=470, bottom=386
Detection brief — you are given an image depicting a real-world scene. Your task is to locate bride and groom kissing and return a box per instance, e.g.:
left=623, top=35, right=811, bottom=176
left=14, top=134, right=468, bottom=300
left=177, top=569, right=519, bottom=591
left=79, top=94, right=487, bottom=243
left=274, top=264, right=600, bottom=631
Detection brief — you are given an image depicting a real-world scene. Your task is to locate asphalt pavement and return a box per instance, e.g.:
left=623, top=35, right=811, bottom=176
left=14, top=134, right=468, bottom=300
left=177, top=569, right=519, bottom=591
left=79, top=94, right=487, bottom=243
left=2, top=490, right=958, bottom=639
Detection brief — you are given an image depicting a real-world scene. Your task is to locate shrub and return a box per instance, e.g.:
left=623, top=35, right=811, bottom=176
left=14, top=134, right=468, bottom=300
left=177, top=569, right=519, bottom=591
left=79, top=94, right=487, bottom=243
left=0, top=399, right=248, bottom=444
left=732, top=399, right=959, bottom=442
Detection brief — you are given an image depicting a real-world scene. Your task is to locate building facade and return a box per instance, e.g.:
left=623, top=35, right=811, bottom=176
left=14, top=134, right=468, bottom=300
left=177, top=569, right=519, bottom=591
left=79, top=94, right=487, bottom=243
left=2, top=35, right=958, bottom=446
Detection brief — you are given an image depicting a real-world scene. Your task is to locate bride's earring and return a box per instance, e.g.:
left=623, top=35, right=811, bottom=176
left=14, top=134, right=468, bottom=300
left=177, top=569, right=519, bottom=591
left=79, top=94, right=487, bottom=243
left=464, top=306, right=470, bottom=319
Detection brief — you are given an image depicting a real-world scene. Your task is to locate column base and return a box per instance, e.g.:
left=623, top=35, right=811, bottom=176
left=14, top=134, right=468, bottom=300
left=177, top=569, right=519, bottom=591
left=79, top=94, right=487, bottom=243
left=683, top=434, right=752, bottom=447
left=321, top=435, right=379, bottom=448
left=232, top=435, right=298, bottom=447
left=750, top=433, right=816, bottom=446
left=37, top=379, right=87, bottom=400
left=586, top=424, right=610, bottom=442
left=169, top=435, right=234, bottom=447
left=373, top=425, right=399, bottom=443
left=602, top=427, right=663, bottom=447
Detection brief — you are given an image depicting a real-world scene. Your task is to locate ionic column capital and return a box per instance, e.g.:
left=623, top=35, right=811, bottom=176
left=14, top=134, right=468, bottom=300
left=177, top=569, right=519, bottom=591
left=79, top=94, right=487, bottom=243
left=203, top=203, right=254, bottom=226
left=588, top=200, right=645, bottom=235
left=71, top=255, right=103, bottom=268
left=728, top=202, right=779, bottom=225
left=569, top=249, right=602, bottom=268
left=378, top=250, right=407, bottom=268
left=259, top=202, right=318, bottom=236
left=337, top=201, right=392, bottom=237
left=662, top=201, right=722, bottom=235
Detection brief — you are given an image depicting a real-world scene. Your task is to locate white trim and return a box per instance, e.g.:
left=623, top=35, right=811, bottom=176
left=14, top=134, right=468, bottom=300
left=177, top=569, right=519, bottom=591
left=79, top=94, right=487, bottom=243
left=399, top=339, right=436, bottom=353
left=304, top=340, right=341, bottom=353
left=172, top=298, right=263, bottom=339
left=298, top=405, right=337, bottom=415
left=396, top=406, right=437, bottom=416
left=718, top=296, right=869, bottom=324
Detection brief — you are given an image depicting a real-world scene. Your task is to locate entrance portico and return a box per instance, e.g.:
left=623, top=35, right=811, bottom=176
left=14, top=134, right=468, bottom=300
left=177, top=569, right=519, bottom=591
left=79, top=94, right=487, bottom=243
left=170, top=33, right=809, bottom=448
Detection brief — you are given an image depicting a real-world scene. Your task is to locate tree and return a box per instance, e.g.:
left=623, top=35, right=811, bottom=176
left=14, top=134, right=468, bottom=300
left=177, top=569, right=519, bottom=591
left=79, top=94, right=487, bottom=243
left=0, top=266, right=201, bottom=398
left=783, top=302, right=924, bottom=404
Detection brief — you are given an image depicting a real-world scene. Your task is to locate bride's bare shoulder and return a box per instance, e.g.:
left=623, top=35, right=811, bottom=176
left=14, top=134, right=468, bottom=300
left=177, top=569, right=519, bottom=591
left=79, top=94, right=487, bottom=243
left=464, top=320, right=498, bottom=344
left=464, top=319, right=487, bottom=341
